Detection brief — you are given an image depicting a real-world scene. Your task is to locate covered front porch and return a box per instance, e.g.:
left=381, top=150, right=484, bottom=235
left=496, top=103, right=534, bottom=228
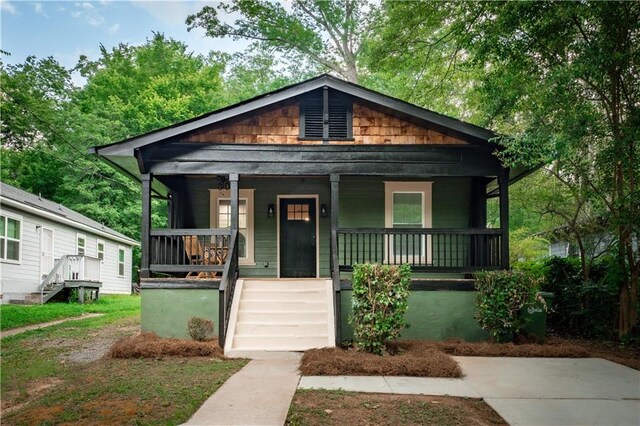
left=136, top=144, right=512, bottom=347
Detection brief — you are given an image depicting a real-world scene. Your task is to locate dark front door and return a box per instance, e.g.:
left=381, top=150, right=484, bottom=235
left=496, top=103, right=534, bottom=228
left=280, top=198, right=316, bottom=278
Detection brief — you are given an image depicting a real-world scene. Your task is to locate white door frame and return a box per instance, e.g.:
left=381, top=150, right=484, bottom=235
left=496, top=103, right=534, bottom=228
left=39, top=227, right=55, bottom=276
left=276, top=194, right=320, bottom=278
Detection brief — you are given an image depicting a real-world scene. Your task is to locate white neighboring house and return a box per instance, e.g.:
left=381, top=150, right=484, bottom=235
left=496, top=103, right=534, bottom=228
left=0, top=182, right=138, bottom=304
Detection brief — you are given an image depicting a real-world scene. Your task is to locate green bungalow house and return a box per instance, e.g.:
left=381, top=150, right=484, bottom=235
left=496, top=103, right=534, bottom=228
left=91, top=74, right=529, bottom=355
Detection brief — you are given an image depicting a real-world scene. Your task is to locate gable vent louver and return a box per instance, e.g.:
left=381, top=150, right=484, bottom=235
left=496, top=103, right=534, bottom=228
left=303, top=103, right=324, bottom=139
left=301, top=93, right=352, bottom=140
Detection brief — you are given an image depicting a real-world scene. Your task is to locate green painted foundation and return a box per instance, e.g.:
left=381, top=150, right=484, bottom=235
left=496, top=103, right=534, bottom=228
left=341, top=290, right=488, bottom=343
left=141, top=289, right=219, bottom=339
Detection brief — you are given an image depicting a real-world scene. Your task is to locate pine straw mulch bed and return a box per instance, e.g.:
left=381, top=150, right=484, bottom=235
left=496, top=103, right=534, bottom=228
left=108, top=332, right=224, bottom=359
left=300, top=337, right=640, bottom=376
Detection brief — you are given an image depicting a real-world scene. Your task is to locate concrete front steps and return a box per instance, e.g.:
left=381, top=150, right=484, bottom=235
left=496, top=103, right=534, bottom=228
left=224, top=279, right=335, bottom=356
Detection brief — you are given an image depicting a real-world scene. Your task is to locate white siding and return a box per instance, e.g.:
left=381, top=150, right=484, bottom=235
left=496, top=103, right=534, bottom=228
left=0, top=205, right=134, bottom=302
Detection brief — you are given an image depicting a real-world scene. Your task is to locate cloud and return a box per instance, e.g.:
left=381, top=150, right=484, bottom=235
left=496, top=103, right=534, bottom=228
left=107, top=23, right=119, bottom=34
left=1, top=1, right=18, bottom=15
left=32, top=2, right=48, bottom=17
left=71, top=2, right=105, bottom=27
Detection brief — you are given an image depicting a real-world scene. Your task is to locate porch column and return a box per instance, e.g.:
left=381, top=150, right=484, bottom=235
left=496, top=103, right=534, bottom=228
left=229, top=174, right=239, bottom=263
left=140, top=173, right=152, bottom=279
left=330, top=174, right=341, bottom=345
left=498, top=168, right=510, bottom=269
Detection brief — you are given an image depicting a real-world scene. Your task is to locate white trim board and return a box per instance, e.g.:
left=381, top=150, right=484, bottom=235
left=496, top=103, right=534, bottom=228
left=276, top=194, right=320, bottom=278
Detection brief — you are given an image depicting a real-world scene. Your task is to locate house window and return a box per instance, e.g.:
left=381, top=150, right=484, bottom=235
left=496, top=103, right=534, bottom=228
left=97, top=240, right=105, bottom=261
left=0, top=214, right=21, bottom=262
left=76, top=234, right=86, bottom=256
left=299, top=94, right=352, bottom=140
left=118, top=246, right=125, bottom=277
left=210, top=189, right=255, bottom=265
left=384, top=182, right=433, bottom=263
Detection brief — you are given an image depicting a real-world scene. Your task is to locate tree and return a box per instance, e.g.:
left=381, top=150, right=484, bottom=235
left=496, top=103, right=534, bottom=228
left=186, top=0, right=373, bottom=83
left=456, top=2, right=640, bottom=336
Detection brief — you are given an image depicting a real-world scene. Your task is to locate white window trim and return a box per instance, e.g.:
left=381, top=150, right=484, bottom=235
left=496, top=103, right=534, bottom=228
left=117, top=245, right=126, bottom=278
left=0, top=211, right=23, bottom=264
left=384, top=182, right=433, bottom=265
left=96, top=239, right=106, bottom=262
left=209, top=189, right=255, bottom=266
left=76, top=233, right=86, bottom=256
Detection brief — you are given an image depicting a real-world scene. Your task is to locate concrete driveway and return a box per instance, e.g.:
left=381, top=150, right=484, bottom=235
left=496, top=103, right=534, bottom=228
left=455, top=357, right=640, bottom=426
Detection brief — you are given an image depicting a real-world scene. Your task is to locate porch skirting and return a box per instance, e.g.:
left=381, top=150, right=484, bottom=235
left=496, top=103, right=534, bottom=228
left=140, top=281, right=487, bottom=342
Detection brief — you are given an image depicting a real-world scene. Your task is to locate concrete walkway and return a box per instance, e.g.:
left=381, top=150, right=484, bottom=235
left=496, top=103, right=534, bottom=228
left=300, top=357, right=640, bottom=426
left=0, top=313, right=103, bottom=338
left=185, top=355, right=301, bottom=425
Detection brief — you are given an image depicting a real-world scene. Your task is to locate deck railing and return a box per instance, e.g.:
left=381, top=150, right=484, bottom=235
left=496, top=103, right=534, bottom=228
left=218, top=230, right=239, bottom=348
left=149, top=228, right=231, bottom=274
left=38, top=255, right=102, bottom=303
left=338, top=228, right=502, bottom=273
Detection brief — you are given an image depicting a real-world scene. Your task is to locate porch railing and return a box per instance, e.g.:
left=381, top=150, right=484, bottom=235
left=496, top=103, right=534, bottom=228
left=338, top=228, right=502, bottom=273
left=38, top=255, right=102, bottom=303
left=149, top=228, right=231, bottom=274
left=218, top=230, right=239, bottom=348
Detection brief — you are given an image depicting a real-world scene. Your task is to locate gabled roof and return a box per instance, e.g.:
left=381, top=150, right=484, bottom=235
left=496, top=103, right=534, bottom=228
left=90, top=74, right=497, bottom=159
left=0, top=181, right=138, bottom=246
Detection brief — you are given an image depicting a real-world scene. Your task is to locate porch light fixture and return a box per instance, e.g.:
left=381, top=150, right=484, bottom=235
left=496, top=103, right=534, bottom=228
left=267, top=203, right=275, bottom=218
left=320, top=204, right=328, bottom=218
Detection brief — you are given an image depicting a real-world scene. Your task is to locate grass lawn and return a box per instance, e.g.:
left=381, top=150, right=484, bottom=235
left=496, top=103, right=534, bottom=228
left=1, top=295, right=247, bottom=425
left=0, top=295, right=141, bottom=330
left=286, top=389, right=507, bottom=426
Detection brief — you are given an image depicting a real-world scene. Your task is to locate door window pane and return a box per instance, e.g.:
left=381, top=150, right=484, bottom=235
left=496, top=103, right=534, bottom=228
left=287, top=203, right=310, bottom=221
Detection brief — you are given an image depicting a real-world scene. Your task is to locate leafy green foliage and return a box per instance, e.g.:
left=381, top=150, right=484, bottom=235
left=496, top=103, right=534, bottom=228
left=351, top=263, right=411, bottom=355
left=540, top=257, right=618, bottom=339
left=187, top=0, right=371, bottom=82
left=474, top=270, right=539, bottom=341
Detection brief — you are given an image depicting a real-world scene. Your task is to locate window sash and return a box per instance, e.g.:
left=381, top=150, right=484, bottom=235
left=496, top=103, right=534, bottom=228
left=97, top=241, right=105, bottom=261
left=118, top=248, right=125, bottom=277
left=0, top=215, right=21, bottom=261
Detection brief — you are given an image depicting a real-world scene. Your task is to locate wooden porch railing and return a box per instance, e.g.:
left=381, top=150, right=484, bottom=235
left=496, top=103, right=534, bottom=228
left=38, top=255, right=102, bottom=303
left=338, top=228, right=503, bottom=272
left=149, top=228, right=231, bottom=274
left=218, top=230, right=239, bottom=348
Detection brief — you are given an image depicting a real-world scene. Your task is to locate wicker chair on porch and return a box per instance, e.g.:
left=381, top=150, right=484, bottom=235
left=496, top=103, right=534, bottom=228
left=183, top=236, right=210, bottom=279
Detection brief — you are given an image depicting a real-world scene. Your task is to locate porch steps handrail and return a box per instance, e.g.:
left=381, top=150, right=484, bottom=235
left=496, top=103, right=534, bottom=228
left=218, top=229, right=239, bottom=348
left=38, top=255, right=102, bottom=304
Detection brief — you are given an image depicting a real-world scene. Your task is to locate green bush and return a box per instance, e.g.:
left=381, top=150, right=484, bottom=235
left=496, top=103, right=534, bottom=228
left=351, top=263, right=411, bottom=355
left=187, top=317, right=215, bottom=341
left=541, top=256, right=618, bottom=339
left=474, top=270, right=539, bottom=341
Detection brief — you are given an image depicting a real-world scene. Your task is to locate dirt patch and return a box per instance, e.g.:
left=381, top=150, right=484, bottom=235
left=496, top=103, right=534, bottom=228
left=300, top=346, right=462, bottom=377
left=108, top=332, right=224, bottom=358
left=0, top=377, right=63, bottom=414
left=62, top=338, right=117, bottom=364
left=287, top=389, right=507, bottom=426
left=10, top=404, right=66, bottom=425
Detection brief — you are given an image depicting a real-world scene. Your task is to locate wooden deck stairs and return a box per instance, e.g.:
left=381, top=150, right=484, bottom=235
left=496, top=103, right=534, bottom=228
left=224, top=279, right=335, bottom=356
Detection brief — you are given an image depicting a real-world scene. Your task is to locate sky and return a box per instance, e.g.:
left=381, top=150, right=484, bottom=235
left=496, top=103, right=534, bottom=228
left=1, top=0, right=251, bottom=83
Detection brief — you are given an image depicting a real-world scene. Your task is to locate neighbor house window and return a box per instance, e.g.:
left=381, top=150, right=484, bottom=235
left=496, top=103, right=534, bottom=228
left=384, top=182, right=432, bottom=263
left=0, top=214, right=22, bottom=262
left=210, top=189, right=255, bottom=265
left=76, top=234, right=86, bottom=255
left=97, top=239, right=105, bottom=261
left=299, top=93, right=352, bottom=140
left=118, top=246, right=125, bottom=277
